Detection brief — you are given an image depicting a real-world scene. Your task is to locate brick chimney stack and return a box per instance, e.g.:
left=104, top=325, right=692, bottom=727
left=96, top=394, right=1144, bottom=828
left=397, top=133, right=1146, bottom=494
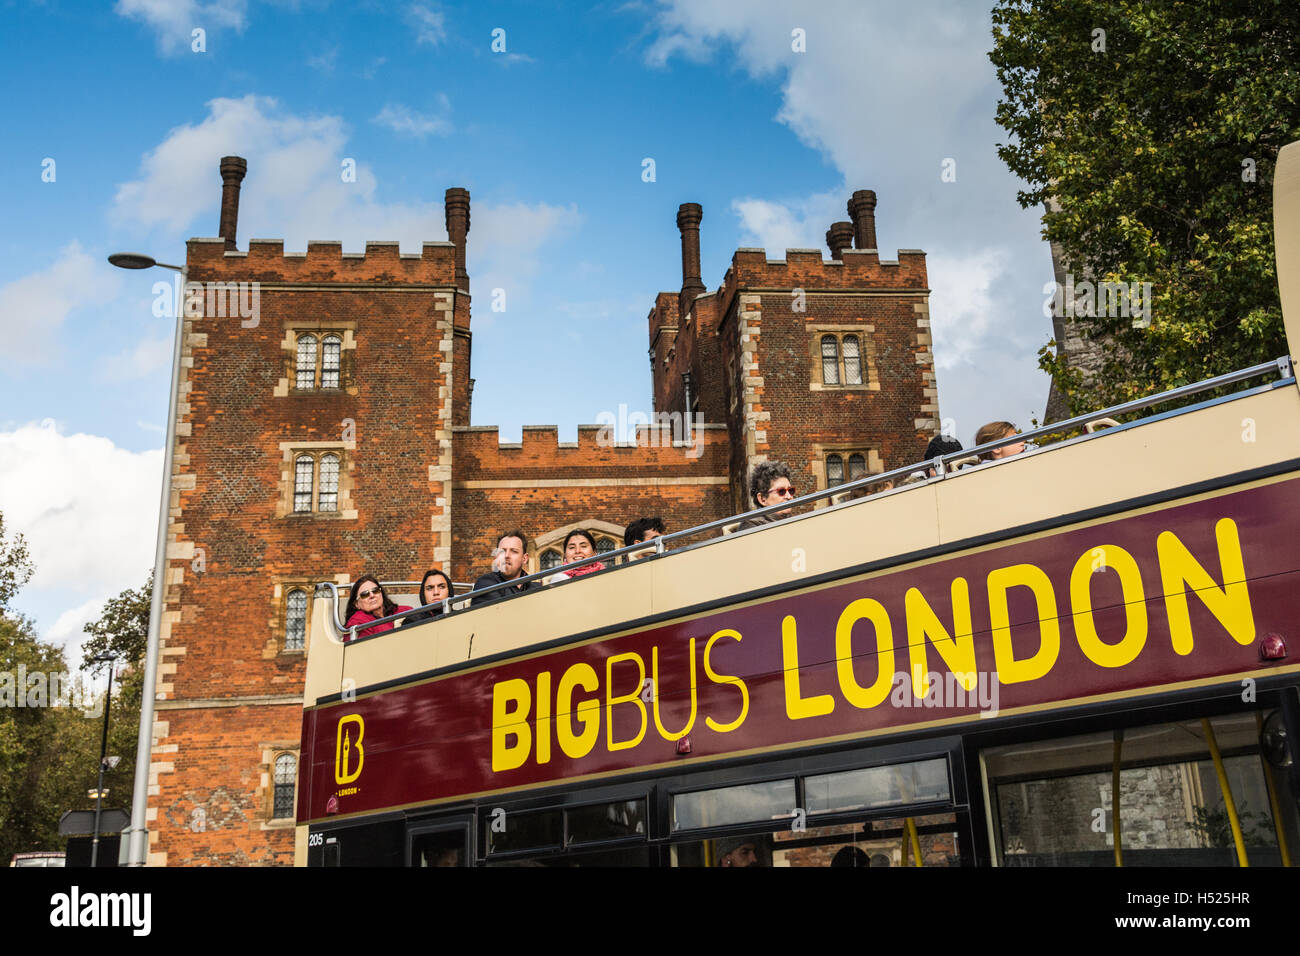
left=218, top=156, right=248, bottom=251
left=826, top=221, right=855, bottom=260
left=445, top=187, right=471, bottom=293
left=847, top=190, right=878, bottom=250
left=677, top=202, right=705, bottom=315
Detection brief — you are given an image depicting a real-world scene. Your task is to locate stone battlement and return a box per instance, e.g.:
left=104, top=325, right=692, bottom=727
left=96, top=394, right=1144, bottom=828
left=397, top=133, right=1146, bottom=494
left=185, top=237, right=459, bottom=284
left=454, top=423, right=729, bottom=477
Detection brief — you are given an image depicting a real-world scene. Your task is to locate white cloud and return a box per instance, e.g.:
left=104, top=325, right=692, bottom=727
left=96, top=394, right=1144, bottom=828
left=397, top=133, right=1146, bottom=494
left=407, top=3, right=446, bottom=46
left=927, top=248, right=1011, bottom=371
left=731, top=189, right=842, bottom=255
left=0, top=244, right=119, bottom=365
left=373, top=100, right=452, bottom=138
left=115, top=0, right=247, bottom=55
left=0, top=422, right=160, bottom=651
left=112, top=95, right=583, bottom=330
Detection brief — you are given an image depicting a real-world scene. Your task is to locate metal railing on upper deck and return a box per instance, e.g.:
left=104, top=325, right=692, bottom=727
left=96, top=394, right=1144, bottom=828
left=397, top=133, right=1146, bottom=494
left=316, top=356, right=1296, bottom=641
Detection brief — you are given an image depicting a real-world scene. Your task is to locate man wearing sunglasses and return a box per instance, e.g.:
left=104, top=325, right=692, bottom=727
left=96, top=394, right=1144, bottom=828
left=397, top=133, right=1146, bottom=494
left=736, top=461, right=797, bottom=532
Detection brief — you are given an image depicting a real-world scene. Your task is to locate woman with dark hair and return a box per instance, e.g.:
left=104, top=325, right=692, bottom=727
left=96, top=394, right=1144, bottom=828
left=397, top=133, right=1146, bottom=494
left=544, top=529, right=606, bottom=585
left=405, top=568, right=454, bottom=624
left=343, top=574, right=411, bottom=641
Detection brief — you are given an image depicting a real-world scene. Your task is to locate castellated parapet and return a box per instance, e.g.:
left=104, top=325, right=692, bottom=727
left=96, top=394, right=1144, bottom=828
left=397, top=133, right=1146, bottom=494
left=185, top=237, right=459, bottom=285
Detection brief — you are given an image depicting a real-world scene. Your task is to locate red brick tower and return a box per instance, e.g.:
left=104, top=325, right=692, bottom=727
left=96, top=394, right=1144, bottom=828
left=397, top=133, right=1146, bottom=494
left=148, top=159, right=465, bottom=864
left=650, top=190, right=939, bottom=512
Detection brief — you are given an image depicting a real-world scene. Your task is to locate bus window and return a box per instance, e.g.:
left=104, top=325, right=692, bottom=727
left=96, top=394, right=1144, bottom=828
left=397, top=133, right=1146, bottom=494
left=804, top=757, right=950, bottom=814
left=411, top=830, right=466, bottom=867
left=566, top=799, right=646, bottom=846
left=983, top=711, right=1299, bottom=866
left=672, top=778, right=796, bottom=831
left=671, top=814, right=963, bottom=867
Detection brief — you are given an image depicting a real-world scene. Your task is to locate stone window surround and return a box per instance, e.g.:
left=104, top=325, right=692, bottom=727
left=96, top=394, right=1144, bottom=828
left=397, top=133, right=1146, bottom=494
left=276, top=441, right=358, bottom=519
left=807, top=324, right=881, bottom=392
left=808, top=443, right=883, bottom=495
left=274, top=322, right=358, bottom=397
left=257, top=744, right=300, bottom=830
left=265, top=579, right=314, bottom=658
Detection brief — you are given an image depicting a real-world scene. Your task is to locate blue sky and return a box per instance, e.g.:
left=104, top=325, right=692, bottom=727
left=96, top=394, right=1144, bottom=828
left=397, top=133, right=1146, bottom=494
left=0, top=0, right=1055, bottom=656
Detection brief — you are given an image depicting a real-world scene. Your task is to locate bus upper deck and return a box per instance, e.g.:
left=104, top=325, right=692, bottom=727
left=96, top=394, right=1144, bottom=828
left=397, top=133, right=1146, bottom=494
left=292, top=140, right=1300, bottom=867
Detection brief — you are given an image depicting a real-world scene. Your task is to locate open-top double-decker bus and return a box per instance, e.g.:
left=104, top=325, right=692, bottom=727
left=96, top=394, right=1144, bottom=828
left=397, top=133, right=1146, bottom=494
left=293, top=142, right=1300, bottom=868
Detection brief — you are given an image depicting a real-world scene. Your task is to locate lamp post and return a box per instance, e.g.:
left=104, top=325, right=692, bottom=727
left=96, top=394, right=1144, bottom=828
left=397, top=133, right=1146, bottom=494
left=90, top=651, right=118, bottom=867
left=107, top=252, right=187, bottom=866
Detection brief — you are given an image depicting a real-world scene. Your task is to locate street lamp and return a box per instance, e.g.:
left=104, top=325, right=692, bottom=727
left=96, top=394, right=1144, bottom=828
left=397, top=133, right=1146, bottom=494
left=90, top=650, right=118, bottom=868
left=108, top=250, right=188, bottom=866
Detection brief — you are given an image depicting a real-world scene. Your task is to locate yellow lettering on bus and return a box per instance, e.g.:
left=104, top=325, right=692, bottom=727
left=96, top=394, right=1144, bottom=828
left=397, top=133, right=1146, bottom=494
left=556, top=662, right=600, bottom=760
left=651, top=640, right=698, bottom=741
left=605, top=652, right=648, bottom=752
left=835, top=599, right=895, bottom=709
left=1157, top=518, right=1255, bottom=655
left=703, top=628, right=749, bottom=733
left=1070, top=545, right=1147, bottom=668
left=905, top=580, right=976, bottom=697
left=491, top=678, right=532, bottom=772
left=987, top=564, right=1060, bottom=683
left=782, top=615, right=835, bottom=720
left=535, top=670, right=552, bottom=766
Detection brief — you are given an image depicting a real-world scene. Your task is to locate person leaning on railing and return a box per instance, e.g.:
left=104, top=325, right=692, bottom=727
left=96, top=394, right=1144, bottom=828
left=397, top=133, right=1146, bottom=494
left=343, top=575, right=412, bottom=641
left=974, top=421, right=1026, bottom=461
left=544, top=529, right=607, bottom=584
left=735, top=461, right=797, bottom=532
left=471, top=530, right=536, bottom=606
left=623, top=516, right=665, bottom=560
left=405, top=568, right=454, bottom=624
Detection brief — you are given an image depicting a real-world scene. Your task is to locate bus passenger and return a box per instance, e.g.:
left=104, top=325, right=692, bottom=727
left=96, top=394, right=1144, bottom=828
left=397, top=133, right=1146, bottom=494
left=715, top=835, right=768, bottom=867
left=735, top=461, right=796, bottom=531
left=471, top=531, right=535, bottom=607
left=343, top=575, right=412, bottom=641
left=405, top=568, right=454, bottom=624
left=923, top=435, right=963, bottom=476
left=624, top=516, right=665, bottom=560
left=975, top=421, right=1026, bottom=461
left=545, top=529, right=607, bottom=584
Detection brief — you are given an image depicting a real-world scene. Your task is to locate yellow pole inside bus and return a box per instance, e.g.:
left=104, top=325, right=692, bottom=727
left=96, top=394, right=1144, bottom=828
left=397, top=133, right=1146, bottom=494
left=1201, top=718, right=1249, bottom=867
left=905, top=817, right=923, bottom=867
left=1255, top=712, right=1292, bottom=867
left=1112, top=729, right=1123, bottom=867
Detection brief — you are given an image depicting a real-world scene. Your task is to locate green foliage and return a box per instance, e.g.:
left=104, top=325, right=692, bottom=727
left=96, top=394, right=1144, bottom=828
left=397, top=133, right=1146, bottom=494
left=1185, top=803, right=1273, bottom=848
left=0, top=514, right=149, bottom=863
left=81, top=576, right=151, bottom=671
left=991, top=0, right=1300, bottom=415
left=0, top=513, right=34, bottom=615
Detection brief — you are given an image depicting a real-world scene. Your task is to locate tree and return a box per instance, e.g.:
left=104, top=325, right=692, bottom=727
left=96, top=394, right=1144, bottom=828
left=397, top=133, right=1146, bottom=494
left=0, top=512, right=149, bottom=863
left=990, top=0, right=1300, bottom=416
left=0, top=512, right=34, bottom=615
left=79, top=575, right=151, bottom=830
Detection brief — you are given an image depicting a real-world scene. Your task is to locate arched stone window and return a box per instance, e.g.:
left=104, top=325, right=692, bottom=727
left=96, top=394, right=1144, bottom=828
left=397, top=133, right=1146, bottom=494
left=285, top=588, right=307, bottom=651
left=295, top=334, right=318, bottom=390
left=272, top=753, right=297, bottom=819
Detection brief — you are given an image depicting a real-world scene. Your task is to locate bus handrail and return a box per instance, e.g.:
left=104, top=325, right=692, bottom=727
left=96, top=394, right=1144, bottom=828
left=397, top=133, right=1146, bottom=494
left=315, top=356, right=1295, bottom=640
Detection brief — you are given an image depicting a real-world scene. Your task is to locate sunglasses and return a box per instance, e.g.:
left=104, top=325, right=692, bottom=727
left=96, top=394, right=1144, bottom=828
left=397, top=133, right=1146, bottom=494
left=356, top=588, right=382, bottom=599
left=768, top=486, right=796, bottom=498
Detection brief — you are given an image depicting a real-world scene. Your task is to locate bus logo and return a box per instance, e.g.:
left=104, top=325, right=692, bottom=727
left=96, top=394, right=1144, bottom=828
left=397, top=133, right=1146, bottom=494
left=335, top=714, right=364, bottom=784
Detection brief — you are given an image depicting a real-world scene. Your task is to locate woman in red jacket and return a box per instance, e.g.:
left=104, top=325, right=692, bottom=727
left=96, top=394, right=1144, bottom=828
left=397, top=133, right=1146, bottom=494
left=343, top=574, right=411, bottom=641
